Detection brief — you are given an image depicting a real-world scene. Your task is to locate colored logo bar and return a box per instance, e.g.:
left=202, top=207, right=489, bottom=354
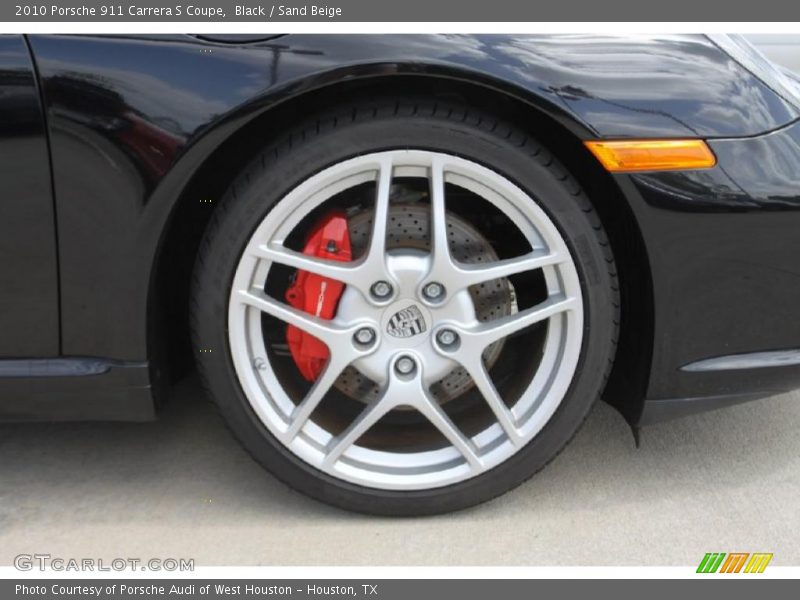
left=697, top=553, right=773, bottom=573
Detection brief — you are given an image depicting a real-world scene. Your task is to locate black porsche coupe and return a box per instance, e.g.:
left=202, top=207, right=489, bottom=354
left=2, top=33, right=799, bottom=514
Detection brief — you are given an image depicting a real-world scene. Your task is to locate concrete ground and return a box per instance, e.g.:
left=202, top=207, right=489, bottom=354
left=1, top=376, right=798, bottom=566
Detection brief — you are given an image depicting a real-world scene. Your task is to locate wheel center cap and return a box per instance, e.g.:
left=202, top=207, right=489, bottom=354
left=335, top=251, right=475, bottom=385
left=383, top=301, right=430, bottom=343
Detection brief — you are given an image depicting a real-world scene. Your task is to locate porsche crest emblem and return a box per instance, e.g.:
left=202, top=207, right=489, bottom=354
left=386, top=305, right=427, bottom=338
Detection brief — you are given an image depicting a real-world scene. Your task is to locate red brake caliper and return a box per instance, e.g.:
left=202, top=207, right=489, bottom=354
left=284, top=211, right=352, bottom=381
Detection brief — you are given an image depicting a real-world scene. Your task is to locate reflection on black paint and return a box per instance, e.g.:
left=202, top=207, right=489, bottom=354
left=0, top=35, right=60, bottom=356
left=632, top=120, right=800, bottom=213
left=46, top=72, right=187, bottom=186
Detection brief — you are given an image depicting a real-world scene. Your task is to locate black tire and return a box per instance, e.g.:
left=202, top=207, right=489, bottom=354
left=192, top=97, right=619, bottom=516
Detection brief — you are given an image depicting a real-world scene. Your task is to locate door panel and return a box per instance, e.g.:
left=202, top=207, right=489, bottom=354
left=0, top=35, right=59, bottom=356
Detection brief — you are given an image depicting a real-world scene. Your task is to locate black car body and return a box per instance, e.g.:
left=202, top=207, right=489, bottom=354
left=2, top=33, right=800, bottom=429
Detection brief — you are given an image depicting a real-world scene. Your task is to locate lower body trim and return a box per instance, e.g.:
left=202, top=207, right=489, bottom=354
left=0, top=358, right=154, bottom=421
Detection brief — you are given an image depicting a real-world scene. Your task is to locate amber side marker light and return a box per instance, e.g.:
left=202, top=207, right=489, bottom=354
left=584, top=139, right=717, bottom=172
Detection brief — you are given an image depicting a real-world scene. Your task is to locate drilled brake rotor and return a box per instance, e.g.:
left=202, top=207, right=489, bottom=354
left=334, top=201, right=515, bottom=405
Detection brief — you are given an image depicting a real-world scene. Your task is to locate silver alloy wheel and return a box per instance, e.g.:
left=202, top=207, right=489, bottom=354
left=228, top=150, right=584, bottom=490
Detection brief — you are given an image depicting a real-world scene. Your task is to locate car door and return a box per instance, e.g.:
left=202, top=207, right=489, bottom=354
left=0, top=34, right=59, bottom=356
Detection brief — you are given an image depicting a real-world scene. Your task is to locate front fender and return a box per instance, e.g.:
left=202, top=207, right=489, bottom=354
left=27, top=33, right=797, bottom=362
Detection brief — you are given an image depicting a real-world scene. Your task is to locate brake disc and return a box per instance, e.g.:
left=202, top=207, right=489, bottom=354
left=334, top=202, right=515, bottom=405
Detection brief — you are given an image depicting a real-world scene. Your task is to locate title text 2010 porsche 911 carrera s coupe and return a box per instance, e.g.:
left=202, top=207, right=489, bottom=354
left=3, top=33, right=800, bottom=514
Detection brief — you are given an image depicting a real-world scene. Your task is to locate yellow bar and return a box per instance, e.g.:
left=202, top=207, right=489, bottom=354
left=584, top=139, right=717, bottom=172
left=745, top=554, right=759, bottom=573
left=744, top=553, right=773, bottom=573
left=757, top=554, right=774, bottom=573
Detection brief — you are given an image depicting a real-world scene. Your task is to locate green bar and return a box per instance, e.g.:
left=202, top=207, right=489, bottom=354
left=710, top=553, right=726, bottom=573
left=697, top=553, right=726, bottom=573
left=697, top=553, right=714, bottom=573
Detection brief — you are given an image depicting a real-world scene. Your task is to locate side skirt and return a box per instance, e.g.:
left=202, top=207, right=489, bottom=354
left=0, top=358, right=155, bottom=421
left=638, top=348, right=800, bottom=426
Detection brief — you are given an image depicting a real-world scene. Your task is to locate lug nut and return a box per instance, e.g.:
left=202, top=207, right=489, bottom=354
left=370, top=281, right=393, bottom=300
left=354, top=327, right=376, bottom=346
left=423, top=282, right=445, bottom=301
left=436, top=329, right=459, bottom=347
left=394, top=355, right=416, bottom=376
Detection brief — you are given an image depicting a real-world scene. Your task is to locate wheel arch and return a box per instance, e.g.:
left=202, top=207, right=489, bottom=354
left=148, top=71, right=654, bottom=424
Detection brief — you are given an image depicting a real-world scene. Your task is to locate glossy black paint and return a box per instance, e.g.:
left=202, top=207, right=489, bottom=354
left=626, top=119, right=800, bottom=422
left=0, top=35, right=59, bottom=357
left=2, top=33, right=800, bottom=424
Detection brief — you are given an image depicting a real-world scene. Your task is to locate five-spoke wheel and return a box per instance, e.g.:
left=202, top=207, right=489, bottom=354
left=228, top=150, right=583, bottom=490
